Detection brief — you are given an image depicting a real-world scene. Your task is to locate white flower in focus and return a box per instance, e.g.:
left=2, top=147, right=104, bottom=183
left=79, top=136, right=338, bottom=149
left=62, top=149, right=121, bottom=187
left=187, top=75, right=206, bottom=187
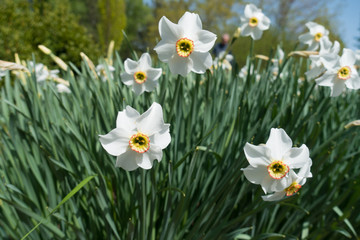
left=299, top=22, right=329, bottom=51
left=262, top=160, right=312, bottom=201
left=96, top=64, right=115, bottom=82
left=56, top=83, right=71, bottom=93
left=99, top=102, right=171, bottom=171
left=315, top=48, right=360, bottom=97
left=306, top=37, right=340, bottom=79
left=154, top=12, right=217, bottom=76
left=242, top=128, right=312, bottom=194
left=239, top=4, right=271, bottom=40
left=121, top=53, right=162, bottom=96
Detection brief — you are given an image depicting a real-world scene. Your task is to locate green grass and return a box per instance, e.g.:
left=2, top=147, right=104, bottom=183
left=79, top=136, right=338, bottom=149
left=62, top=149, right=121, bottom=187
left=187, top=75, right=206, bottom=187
left=0, top=47, right=359, bottom=239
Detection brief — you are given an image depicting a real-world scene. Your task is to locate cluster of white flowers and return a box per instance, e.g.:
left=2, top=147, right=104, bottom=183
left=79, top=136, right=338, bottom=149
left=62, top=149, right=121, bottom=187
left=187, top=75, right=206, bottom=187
left=242, top=128, right=312, bottom=201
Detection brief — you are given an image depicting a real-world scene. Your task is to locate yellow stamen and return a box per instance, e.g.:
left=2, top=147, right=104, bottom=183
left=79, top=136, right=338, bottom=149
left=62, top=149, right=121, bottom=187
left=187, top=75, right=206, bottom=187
left=249, top=17, right=258, bottom=27
left=267, top=161, right=289, bottom=179
left=134, top=71, right=147, bottom=84
left=337, top=66, right=351, bottom=80
left=176, top=38, right=194, bottom=57
left=314, top=32, right=323, bottom=42
left=129, top=133, right=150, bottom=153
left=285, top=182, right=302, bottom=196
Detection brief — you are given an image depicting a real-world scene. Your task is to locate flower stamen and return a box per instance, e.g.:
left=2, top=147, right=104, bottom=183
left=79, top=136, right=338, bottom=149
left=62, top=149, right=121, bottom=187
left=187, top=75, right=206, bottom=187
left=337, top=66, right=351, bottom=80
left=176, top=38, right=194, bottom=57
left=129, top=133, right=150, bottom=153
left=267, top=161, right=289, bottom=179
left=314, top=32, right=323, bottom=42
left=249, top=17, right=259, bottom=27
left=134, top=71, right=147, bottom=84
left=285, top=182, right=302, bottom=196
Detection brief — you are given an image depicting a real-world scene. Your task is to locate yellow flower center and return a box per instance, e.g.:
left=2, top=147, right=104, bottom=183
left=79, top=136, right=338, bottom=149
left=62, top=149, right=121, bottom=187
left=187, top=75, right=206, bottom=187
left=249, top=17, right=258, bottom=27
left=267, top=161, right=289, bottom=179
left=285, top=182, right=302, bottom=196
left=134, top=71, right=147, bottom=84
left=129, top=133, right=150, bottom=153
left=314, top=32, right=323, bottom=42
left=337, top=66, right=351, bottom=80
left=176, top=38, right=194, bottom=57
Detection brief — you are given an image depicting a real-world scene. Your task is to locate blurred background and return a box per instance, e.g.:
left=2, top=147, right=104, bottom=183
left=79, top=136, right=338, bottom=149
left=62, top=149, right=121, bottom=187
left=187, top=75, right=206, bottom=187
left=1, top=0, right=359, bottom=66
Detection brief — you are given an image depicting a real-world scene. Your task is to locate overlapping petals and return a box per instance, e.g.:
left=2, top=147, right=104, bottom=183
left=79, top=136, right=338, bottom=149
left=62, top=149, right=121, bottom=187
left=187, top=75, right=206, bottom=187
left=99, top=102, right=171, bottom=171
left=239, top=4, right=270, bottom=40
left=154, top=11, right=217, bottom=76
left=299, top=22, right=329, bottom=51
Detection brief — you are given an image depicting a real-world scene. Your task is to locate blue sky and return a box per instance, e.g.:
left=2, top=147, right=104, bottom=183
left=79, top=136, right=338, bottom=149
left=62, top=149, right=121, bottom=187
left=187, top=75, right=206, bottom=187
left=332, top=0, right=360, bottom=49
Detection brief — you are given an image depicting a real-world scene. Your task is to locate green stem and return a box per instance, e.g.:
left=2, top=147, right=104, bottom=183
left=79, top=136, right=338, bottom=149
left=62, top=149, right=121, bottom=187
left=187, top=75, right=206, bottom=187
left=141, top=170, right=147, bottom=240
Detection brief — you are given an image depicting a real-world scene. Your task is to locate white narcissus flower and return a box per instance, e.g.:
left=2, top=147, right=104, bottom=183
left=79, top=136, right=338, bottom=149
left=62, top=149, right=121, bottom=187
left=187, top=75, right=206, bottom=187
left=306, top=37, right=340, bottom=80
left=121, top=53, right=162, bottom=96
left=239, top=4, right=271, bottom=41
left=242, top=128, right=312, bottom=194
left=315, top=48, right=360, bottom=97
left=299, top=22, right=329, bottom=51
left=262, top=160, right=312, bottom=201
left=29, top=61, right=59, bottom=82
left=96, top=64, right=115, bottom=82
left=154, top=12, right=217, bottom=77
left=99, top=102, right=171, bottom=171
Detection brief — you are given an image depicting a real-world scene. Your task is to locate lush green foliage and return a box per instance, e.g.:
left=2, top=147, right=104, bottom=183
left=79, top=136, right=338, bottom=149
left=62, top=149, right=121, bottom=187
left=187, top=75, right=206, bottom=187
left=0, top=0, right=100, bottom=66
left=0, top=44, right=359, bottom=240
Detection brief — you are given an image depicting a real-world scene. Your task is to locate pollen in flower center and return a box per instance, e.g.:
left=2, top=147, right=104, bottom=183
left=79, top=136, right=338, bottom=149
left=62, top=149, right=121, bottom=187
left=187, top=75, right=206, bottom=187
left=267, top=161, right=289, bottom=179
left=337, top=66, right=351, bottom=80
left=134, top=71, right=147, bottom=84
left=176, top=38, right=194, bottom=57
left=285, top=182, right=302, bottom=196
left=129, top=133, right=150, bottom=153
left=249, top=17, right=258, bottom=27
left=314, top=32, right=323, bottom=42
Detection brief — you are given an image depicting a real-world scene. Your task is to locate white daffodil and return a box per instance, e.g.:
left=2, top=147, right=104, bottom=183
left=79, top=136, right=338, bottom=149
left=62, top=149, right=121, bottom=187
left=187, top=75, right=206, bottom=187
left=56, top=83, right=71, bottom=93
left=242, top=128, right=311, bottom=194
left=96, top=64, right=115, bottom=82
left=28, top=61, right=59, bottom=82
left=99, top=102, right=171, bottom=171
left=121, top=53, right=162, bottom=96
left=306, top=37, right=340, bottom=80
left=154, top=12, right=217, bottom=77
left=315, top=48, right=360, bottom=97
left=239, top=4, right=270, bottom=41
left=299, top=22, right=329, bottom=51
left=262, top=160, right=312, bottom=201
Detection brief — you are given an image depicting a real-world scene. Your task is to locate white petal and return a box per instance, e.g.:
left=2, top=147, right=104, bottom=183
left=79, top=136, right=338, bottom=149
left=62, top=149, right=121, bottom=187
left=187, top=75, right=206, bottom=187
left=331, top=41, right=340, bottom=55
left=124, top=58, right=139, bottom=73
left=307, top=41, right=319, bottom=51
left=143, top=78, right=158, bottom=92
left=240, top=25, right=253, bottom=37
left=244, top=4, right=259, bottom=18
left=283, top=144, right=310, bottom=169
left=147, top=144, right=163, bottom=162
left=136, top=102, right=167, bottom=136
left=146, top=68, right=162, bottom=81
left=251, top=27, right=263, bottom=40
left=194, top=30, right=217, bottom=52
left=262, top=191, right=286, bottom=201
left=331, top=79, right=345, bottom=97
left=99, top=128, right=131, bottom=156
left=340, top=48, right=356, bottom=66
left=136, top=153, right=154, bottom=169
left=345, top=70, right=360, bottom=89
left=116, top=150, right=140, bottom=171
left=258, top=15, right=270, bottom=31
left=244, top=143, right=271, bottom=166
left=168, top=55, right=192, bottom=77
left=265, top=175, right=291, bottom=192
left=189, top=51, right=212, bottom=74
left=139, top=53, right=152, bottom=70
left=116, top=106, right=140, bottom=129
left=319, top=36, right=332, bottom=53
left=320, top=53, right=340, bottom=70
left=158, top=16, right=182, bottom=42
left=120, top=72, right=134, bottom=86
left=150, top=124, right=171, bottom=149
left=305, top=22, right=318, bottom=31
left=132, top=83, right=145, bottom=96
left=178, top=12, right=202, bottom=34
left=56, top=84, right=71, bottom=93
left=242, top=165, right=268, bottom=186
left=316, top=72, right=335, bottom=86
left=154, top=40, right=176, bottom=62
left=305, top=66, right=324, bottom=79
left=298, top=33, right=313, bottom=45
left=265, top=128, right=292, bottom=160
left=297, top=159, right=313, bottom=178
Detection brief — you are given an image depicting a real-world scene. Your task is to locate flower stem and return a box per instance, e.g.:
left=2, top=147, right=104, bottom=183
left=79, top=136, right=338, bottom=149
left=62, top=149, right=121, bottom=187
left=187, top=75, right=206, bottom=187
left=140, top=169, right=147, bottom=239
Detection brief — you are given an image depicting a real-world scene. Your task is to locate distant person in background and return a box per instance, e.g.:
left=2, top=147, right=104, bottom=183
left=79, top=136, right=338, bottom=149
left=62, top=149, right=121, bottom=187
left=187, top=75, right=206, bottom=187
left=213, top=33, right=230, bottom=57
